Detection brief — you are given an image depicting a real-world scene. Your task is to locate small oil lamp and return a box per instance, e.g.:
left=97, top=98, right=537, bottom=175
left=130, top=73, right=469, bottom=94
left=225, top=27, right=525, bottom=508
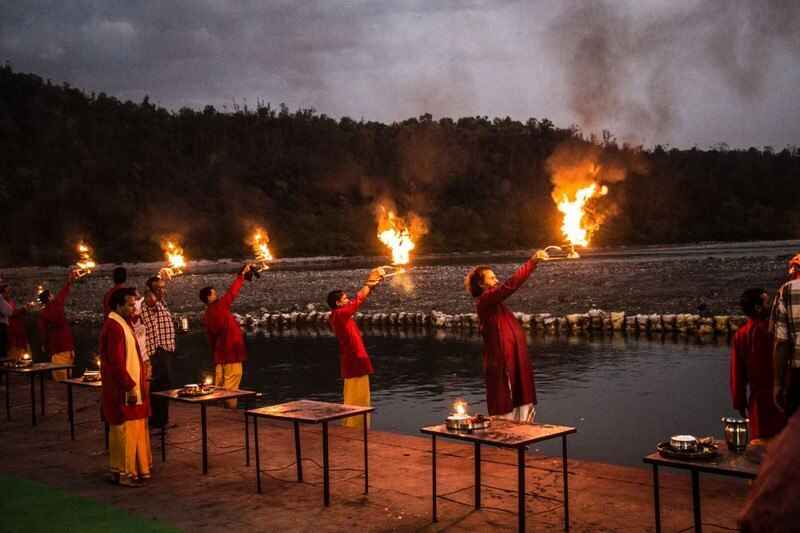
left=82, top=355, right=102, bottom=382
left=20, top=352, right=33, bottom=366
left=179, top=316, right=190, bottom=333
left=201, top=372, right=214, bottom=391
left=446, top=399, right=471, bottom=430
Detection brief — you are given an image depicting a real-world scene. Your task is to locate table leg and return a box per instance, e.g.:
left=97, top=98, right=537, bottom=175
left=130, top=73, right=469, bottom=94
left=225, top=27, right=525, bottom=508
left=562, top=435, right=570, bottom=531
left=67, top=383, right=74, bottom=440
left=39, top=373, right=46, bottom=416
left=652, top=464, right=661, bottom=533
left=5, top=373, right=10, bottom=421
left=294, top=420, right=303, bottom=482
left=30, top=374, right=36, bottom=426
left=363, top=412, right=368, bottom=495
left=432, top=435, right=438, bottom=523
left=518, top=447, right=526, bottom=533
left=104, top=421, right=109, bottom=450
left=691, top=470, right=702, bottom=533
left=201, top=403, right=208, bottom=474
left=245, top=410, right=250, bottom=466
left=254, top=415, right=262, bottom=494
left=322, top=421, right=330, bottom=506
left=474, top=441, right=481, bottom=509
left=161, top=426, right=166, bottom=462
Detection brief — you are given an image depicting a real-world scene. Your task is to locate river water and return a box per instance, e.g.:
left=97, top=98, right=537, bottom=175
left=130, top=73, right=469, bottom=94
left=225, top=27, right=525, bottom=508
left=67, top=324, right=736, bottom=467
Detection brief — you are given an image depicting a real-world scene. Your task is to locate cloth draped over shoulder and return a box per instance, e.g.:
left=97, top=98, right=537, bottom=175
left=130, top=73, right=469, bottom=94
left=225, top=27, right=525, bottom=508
left=99, top=312, right=148, bottom=425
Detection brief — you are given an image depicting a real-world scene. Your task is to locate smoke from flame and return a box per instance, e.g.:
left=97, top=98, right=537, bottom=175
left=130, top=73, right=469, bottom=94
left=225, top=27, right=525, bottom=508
left=376, top=204, right=427, bottom=266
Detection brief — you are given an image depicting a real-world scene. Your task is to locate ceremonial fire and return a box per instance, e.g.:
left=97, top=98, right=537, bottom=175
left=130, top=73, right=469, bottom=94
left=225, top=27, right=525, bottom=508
left=75, top=242, right=96, bottom=278
left=249, top=228, right=274, bottom=272
left=376, top=206, right=426, bottom=278
left=161, top=240, right=186, bottom=278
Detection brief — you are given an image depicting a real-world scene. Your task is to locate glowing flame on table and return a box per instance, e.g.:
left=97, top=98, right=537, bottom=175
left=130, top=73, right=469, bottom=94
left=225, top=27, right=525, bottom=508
left=161, top=241, right=186, bottom=277
left=452, top=399, right=468, bottom=417
left=377, top=208, right=416, bottom=266
left=75, top=242, right=96, bottom=277
left=249, top=228, right=274, bottom=271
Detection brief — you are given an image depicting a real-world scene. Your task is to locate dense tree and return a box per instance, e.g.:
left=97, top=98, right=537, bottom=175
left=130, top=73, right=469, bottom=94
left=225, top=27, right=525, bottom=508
left=0, top=65, right=797, bottom=266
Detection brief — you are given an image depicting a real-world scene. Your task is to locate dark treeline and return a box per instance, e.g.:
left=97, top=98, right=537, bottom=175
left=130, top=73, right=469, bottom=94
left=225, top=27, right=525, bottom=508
left=0, top=65, right=798, bottom=267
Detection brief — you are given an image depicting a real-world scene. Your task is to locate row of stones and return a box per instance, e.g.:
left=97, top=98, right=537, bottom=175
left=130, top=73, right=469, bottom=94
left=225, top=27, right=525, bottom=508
left=234, top=309, right=749, bottom=335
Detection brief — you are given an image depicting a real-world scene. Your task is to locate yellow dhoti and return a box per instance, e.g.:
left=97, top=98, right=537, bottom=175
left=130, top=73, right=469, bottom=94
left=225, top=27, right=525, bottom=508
left=109, top=418, right=152, bottom=484
left=51, top=351, right=74, bottom=381
left=342, top=375, right=371, bottom=428
left=215, top=362, right=243, bottom=408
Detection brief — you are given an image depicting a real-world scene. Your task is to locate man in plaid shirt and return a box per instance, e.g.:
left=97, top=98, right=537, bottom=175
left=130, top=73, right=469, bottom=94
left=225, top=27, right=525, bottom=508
left=141, top=275, right=176, bottom=428
left=773, top=253, right=800, bottom=417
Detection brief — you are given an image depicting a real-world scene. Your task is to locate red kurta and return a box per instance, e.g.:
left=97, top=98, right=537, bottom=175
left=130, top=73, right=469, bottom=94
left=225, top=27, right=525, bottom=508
left=99, top=315, right=149, bottom=425
left=329, top=293, right=374, bottom=379
left=7, top=299, right=29, bottom=350
left=730, top=318, right=786, bottom=439
left=102, top=283, right=125, bottom=316
left=476, top=259, right=538, bottom=416
left=37, top=282, right=74, bottom=354
left=203, top=275, right=247, bottom=365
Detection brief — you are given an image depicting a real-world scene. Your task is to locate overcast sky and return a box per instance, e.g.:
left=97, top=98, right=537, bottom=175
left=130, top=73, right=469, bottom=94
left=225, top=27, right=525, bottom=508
left=2, top=0, right=798, bottom=148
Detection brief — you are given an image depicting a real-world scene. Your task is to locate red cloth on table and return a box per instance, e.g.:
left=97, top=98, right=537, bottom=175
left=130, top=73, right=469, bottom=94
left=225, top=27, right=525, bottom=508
left=203, top=274, right=247, bottom=365
left=329, top=293, right=374, bottom=379
left=739, top=410, right=800, bottom=532
left=476, top=259, right=538, bottom=416
left=7, top=299, right=29, bottom=350
left=37, top=282, right=74, bottom=354
left=730, top=318, right=787, bottom=439
left=99, top=314, right=149, bottom=425
left=102, top=283, right=125, bottom=317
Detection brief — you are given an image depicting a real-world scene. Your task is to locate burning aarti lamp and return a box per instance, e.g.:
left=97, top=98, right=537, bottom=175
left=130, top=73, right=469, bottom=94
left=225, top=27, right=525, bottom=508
left=161, top=240, right=187, bottom=278
left=445, top=399, right=491, bottom=432
left=74, top=242, right=97, bottom=279
left=249, top=228, right=274, bottom=275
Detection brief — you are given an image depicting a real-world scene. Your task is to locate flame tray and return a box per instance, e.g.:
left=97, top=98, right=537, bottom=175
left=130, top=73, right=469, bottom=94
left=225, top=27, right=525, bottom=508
left=656, top=441, right=719, bottom=461
left=446, top=415, right=491, bottom=432
left=178, top=385, right=217, bottom=397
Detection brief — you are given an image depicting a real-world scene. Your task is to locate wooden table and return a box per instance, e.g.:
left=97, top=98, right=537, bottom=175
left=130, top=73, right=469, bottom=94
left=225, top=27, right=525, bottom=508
left=420, top=420, right=576, bottom=532
left=153, top=387, right=256, bottom=474
left=643, top=442, right=759, bottom=533
left=61, top=377, right=108, bottom=446
left=246, top=399, right=374, bottom=506
left=1, top=362, right=74, bottom=425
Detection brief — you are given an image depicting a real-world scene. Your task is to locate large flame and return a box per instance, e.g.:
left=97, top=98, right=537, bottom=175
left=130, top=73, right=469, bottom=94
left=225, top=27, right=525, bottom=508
left=250, top=228, right=274, bottom=265
left=556, top=183, right=608, bottom=247
left=75, top=242, right=96, bottom=277
left=377, top=207, right=416, bottom=265
left=161, top=240, right=186, bottom=277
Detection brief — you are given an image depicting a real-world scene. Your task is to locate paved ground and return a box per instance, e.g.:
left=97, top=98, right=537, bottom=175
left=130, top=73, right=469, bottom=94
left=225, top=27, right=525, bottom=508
left=0, top=378, right=750, bottom=532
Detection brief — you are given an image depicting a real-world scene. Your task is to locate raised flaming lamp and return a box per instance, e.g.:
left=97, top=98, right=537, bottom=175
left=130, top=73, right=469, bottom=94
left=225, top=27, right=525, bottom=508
left=250, top=228, right=274, bottom=275
left=544, top=181, right=609, bottom=260
left=377, top=208, right=416, bottom=278
left=74, top=242, right=97, bottom=279
left=160, top=240, right=186, bottom=279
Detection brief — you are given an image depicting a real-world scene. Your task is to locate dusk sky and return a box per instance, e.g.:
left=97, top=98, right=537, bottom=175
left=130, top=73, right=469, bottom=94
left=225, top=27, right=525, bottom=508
left=2, top=0, right=798, bottom=148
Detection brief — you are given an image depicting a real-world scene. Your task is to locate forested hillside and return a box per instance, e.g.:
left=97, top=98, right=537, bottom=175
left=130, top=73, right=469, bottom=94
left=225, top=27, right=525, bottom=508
left=1, top=65, right=797, bottom=266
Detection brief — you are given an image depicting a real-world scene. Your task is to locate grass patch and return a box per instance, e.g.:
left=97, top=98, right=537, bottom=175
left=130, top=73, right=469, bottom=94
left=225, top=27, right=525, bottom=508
left=0, top=474, right=180, bottom=533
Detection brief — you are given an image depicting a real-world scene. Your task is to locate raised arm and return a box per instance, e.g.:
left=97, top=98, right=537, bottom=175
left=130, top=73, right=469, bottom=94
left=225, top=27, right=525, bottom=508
left=339, top=268, right=385, bottom=318
left=53, top=281, right=73, bottom=307
left=478, top=254, right=543, bottom=307
left=220, top=273, right=245, bottom=309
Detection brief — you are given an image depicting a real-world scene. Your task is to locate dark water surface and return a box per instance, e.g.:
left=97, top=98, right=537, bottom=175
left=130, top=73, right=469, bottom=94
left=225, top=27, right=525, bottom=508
left=68, top=325, right=735, bottom=467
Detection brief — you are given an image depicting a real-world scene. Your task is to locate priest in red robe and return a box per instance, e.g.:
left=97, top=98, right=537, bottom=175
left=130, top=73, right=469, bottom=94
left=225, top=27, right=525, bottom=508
left=200, top=264, right=253, bottom=408
left=465, top=249, right=548, bottom=422
left=37, top=270, right=79, bottom=381
left=730, top=288, right=786, bottom=440
left=100, top=287, right=151, bottom=487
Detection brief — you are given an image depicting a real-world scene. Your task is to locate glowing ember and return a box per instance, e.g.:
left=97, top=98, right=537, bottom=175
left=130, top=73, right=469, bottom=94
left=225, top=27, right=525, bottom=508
left=556, top=182, right=608, bottom=248
left=203, top=375, right=213, bottom=386
left=75, top=242, right=97, bottom=278
left=161, top=240, right=186, bottom=277
left=249, top=228, right=274, bottom=271
left=377, top=207, right=416, bottom=266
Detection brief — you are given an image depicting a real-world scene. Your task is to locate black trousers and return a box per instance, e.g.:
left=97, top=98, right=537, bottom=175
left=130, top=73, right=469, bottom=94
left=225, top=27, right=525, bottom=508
left=149, top=347, right=175, bottom=428
left=786, top=367, right=800, bottom=418
left=0, top=323, right=7, bottom=359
